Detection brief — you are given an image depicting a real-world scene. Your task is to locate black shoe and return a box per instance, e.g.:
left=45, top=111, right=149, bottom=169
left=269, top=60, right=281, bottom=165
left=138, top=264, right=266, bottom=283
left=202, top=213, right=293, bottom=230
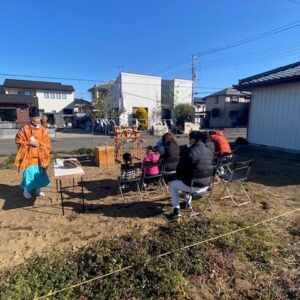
left=169, top=208, right=182, bottom=220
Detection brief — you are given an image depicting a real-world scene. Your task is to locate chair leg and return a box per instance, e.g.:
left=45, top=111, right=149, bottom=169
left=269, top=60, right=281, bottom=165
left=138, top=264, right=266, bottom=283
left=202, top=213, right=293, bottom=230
left=136, top=182, right=143, bottom=201
left=220, top=181, right=250, bottom=206
left=118, top=184, right=125, bottom=203
left=158, top=178, right=166, bottom=196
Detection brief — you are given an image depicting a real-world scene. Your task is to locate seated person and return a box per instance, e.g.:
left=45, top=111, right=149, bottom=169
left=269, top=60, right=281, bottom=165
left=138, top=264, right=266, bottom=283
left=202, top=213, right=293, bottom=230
left=198, top=131, right=215, bottom=154
left=120, top=152, right=138, bottom=180
left=142, top=146, right=160, bottom=175
left=159, top=132, right=179, bottom=172
left=209, top=130, right=231, bottom=156
left=168, top=131, right=213, bottom=220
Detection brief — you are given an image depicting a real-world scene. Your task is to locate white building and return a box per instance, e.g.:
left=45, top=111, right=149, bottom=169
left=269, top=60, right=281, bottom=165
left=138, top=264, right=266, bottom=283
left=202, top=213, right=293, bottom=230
left=236, top=61, right=300, bottom=151
left=111, top=72, right=162, bottom=126
left=161, top=79, right=193, bottom=120
left=4, top=79, right=75, bottom=126
left=193, top=97, right=206, bottom=126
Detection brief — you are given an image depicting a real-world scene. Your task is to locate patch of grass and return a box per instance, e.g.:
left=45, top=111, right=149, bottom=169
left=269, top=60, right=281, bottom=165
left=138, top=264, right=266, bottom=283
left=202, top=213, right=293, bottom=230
left=1, top=218, right=294, bottom=299
left=0, top=155, right=15, bottom=169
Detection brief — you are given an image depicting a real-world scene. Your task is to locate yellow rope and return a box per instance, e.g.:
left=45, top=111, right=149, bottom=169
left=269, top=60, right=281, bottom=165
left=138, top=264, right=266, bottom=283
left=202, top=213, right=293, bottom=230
left=35, top=207, right=300, bottom=299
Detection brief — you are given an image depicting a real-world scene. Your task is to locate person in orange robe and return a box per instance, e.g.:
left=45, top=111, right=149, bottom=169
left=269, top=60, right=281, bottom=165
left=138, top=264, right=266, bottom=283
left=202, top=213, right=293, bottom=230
left=15, top=108, right=51, bottom=199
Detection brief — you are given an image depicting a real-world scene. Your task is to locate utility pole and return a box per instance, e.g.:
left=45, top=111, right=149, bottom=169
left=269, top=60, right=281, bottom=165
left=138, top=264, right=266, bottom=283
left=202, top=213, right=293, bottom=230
left=192, top=54, right=197, bottom=106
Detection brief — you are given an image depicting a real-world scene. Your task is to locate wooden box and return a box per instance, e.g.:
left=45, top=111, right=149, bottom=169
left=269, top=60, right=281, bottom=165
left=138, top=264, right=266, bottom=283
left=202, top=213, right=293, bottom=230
left=95, top=146, right=115, bottom=168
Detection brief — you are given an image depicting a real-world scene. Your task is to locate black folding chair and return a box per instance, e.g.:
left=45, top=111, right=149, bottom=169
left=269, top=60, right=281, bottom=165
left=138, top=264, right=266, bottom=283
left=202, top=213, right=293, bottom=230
left=117, top=162, right=142, bottom=203
left=184, top=167, right=217, bottom=216
left=140, top=160, right=165, bottom=199
left=219, top=159, right=253, bottom=206
left=161, top=157, right=179, bottom=190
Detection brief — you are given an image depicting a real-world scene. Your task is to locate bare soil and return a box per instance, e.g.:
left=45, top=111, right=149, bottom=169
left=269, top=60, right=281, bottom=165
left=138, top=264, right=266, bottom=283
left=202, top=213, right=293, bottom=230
left=0, top=146, right=299, bottom=273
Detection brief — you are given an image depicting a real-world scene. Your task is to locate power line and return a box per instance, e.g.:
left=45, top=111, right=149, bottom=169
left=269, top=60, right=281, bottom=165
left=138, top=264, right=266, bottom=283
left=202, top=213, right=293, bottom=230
left=0, top=73, right=223, bottom=89
left=153, top=20, right=300, bottom=76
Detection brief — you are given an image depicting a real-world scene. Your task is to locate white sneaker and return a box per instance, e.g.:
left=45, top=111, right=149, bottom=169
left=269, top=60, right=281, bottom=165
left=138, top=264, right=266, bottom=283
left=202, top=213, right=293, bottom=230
left=36, top=189, right=45, bottom=197
left=23, top=188, right=32, bottom=199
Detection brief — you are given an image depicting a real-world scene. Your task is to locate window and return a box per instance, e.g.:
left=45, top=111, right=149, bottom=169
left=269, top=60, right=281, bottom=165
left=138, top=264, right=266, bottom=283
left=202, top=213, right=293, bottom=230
left=62, top=93, right=67, bottom=99
left=231, top=96, right=239, bottom=103
left=50, top=92, right=55, bottom=99
left=0, top=109, right=17, bottom=121
left=214, top=97, right=219, bottom=104
left=63, top=109, right=73, bottom=115
left=18, top=91, right=32, bottom=96
left=44, top=92, right=49, bottom=98
left=56, top=93, right=61, bottom=99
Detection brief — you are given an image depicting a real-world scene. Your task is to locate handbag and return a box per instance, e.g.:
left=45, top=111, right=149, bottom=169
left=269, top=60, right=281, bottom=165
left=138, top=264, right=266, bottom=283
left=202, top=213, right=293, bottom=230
left=63, top=158, right=81, bottom=169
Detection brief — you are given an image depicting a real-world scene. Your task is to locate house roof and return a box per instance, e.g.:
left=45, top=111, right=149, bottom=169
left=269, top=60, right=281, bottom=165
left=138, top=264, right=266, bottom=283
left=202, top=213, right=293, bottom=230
left=0, top=94, right=37, bottom=105
left=235, top=61, right=300, bottom=89
left=4, top=79, right=74, bottom=92
left=193, top=97, right=205, bottom=104
left=203, top=87, right=251, bottom=99
left=74, top=98, right=92, bottom=106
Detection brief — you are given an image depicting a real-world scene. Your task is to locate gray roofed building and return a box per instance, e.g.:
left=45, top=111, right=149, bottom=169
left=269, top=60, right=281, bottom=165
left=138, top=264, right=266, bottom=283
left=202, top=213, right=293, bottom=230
left=235, top=61, right=300, bottom=151
left=236, top=61, right=300, bottom=89
left=4, top=79, right=74, bottom=92
left=204, top=87, right=251, bottom=98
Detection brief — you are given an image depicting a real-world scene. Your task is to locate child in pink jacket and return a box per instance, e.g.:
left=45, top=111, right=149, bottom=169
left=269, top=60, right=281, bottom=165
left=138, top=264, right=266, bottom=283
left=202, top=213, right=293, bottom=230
left=142, top=146, right=160, bottom=175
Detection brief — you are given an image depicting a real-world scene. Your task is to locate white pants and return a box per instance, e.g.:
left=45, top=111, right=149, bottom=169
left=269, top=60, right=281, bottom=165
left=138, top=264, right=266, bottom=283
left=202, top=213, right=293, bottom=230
left=169, top=180, right=209, bottom=209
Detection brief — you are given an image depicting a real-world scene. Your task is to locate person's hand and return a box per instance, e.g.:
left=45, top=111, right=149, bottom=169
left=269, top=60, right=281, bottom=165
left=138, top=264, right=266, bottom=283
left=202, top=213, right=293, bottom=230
left=29, top=140, right=40, bottom=147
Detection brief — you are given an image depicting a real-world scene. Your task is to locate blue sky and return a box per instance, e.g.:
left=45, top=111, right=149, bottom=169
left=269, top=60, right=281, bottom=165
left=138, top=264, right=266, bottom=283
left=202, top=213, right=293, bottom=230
left=1, top=0, right=300, bottom=99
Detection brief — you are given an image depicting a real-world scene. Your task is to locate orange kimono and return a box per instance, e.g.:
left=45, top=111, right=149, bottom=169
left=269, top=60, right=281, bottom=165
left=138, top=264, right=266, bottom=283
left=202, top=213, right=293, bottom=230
left=15, top=124, right=51, bottom=171
left=15, top=124, right=51, bottom=192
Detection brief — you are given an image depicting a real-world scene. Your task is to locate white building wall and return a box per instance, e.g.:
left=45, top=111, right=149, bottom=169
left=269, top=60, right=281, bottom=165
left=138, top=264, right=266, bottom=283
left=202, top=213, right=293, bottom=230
left=120, top=72, right=162, bottom=125
left=36, top=90, right=74, bottom=113
left=248, top=82, right=300, bottom=151
left=173, top=79, right=193, bottom=106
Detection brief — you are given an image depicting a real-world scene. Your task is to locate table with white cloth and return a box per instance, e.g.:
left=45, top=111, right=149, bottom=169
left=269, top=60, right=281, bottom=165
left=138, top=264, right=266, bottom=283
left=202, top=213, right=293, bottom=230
left=53, top=161, right=85, bottom=215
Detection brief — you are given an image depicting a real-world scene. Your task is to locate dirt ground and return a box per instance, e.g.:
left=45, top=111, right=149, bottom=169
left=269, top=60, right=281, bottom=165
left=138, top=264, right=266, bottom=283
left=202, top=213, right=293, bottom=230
left=0, top=146, right=300, bottom=271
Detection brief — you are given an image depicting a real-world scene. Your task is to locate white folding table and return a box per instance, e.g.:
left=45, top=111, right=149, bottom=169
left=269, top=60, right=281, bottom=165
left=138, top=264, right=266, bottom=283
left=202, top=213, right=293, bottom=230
left=54, top=162, right=85, bottom=215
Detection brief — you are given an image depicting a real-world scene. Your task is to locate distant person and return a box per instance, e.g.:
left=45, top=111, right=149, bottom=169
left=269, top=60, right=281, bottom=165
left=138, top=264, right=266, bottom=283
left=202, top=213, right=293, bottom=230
left=120, top=152, right=137, bottom=180
left=168, top=131, right=213, bottom=220
left=15, top=107, right=51, bottom=199
left=142, top=146, right=160, bottom=175
left=41, top=115, right=49, bottom=129
left=159, top=132, right=179, bottom=172
left=209, top=130, right=231, bottom=156
left=198, top=131, right=215, bottom=154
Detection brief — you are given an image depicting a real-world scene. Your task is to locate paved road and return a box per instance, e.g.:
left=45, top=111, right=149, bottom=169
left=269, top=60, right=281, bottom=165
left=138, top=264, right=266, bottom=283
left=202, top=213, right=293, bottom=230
left=0, top=134, right=189, bottom=155
left=0, top=131, right=241, bottom=156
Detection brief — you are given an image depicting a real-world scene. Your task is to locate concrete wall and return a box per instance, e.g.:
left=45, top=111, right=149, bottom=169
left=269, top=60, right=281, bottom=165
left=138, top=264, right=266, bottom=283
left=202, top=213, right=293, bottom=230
left=0, top=128, right=56, bottom=139
left=248, top=82, right=300, bottom=151
left=173, top=79, right=193, bottom=106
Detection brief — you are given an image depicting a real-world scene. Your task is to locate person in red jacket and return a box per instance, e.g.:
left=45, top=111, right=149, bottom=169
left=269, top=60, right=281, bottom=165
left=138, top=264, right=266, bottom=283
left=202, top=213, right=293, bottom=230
left=209, top=130, right=231, bottom=156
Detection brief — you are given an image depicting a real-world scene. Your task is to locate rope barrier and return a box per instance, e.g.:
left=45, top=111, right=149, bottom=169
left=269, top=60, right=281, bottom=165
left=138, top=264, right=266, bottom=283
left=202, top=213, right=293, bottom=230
left=35, top=207, right=300, bottom=299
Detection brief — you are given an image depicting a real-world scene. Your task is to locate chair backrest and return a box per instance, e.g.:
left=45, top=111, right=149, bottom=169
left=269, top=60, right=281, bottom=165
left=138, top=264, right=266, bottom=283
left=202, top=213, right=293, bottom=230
left=161, top=157, right=179, bottom=172
left=191, top=167, right=217, bottom=189
left=120, top=162, right=142, bottom=180
left=230, top=159, right=253, bottom=181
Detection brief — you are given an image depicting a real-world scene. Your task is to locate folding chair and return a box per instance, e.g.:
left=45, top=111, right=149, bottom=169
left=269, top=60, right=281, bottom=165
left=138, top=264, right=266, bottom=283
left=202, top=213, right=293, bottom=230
left=219, top=159, right=253, bottom=206
left=184, top=167, right=217, bottom=216
left=117, top=162, right=142, bottom=203
left=161, top=157, right=179, bottom=190
left=140, top=160, right=165, bottom=199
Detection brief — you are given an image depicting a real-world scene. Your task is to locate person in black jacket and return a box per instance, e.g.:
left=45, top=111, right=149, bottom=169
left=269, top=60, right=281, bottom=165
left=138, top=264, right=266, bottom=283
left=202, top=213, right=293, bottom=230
left=168, top=131, right=213, bottom=220
left=160, top=132, right=180, bottom=172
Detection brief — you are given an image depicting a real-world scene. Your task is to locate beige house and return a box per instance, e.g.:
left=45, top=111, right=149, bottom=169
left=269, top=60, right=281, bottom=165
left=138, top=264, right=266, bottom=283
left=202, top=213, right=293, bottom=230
left=204, top=88, right=251, bottom=128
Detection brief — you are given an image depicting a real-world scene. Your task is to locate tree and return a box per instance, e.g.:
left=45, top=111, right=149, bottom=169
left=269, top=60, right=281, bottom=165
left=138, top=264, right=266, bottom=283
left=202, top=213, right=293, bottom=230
left=93, top=82, right=114, bottom=119
left=135, top=107, right=148, bottom=130
left=174, top=103, right=194, bottom=129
